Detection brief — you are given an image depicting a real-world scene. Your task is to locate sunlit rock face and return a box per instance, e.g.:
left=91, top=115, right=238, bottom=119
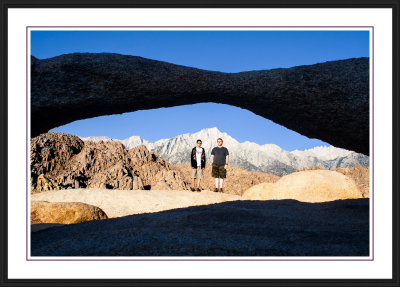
left=242, top=169, right=365, bottom=202
left=31, top=53, right=369, bottom=155
left=31, top=201, right=108, bottom=225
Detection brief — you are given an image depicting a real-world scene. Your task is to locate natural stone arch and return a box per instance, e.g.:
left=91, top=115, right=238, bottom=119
left=31, top=53, right=369, bottom=155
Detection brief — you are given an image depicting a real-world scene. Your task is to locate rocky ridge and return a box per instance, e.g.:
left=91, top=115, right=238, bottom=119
left=31, top=132, right=189, bottom=193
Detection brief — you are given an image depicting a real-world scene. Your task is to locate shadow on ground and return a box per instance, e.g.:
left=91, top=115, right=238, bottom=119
left=31, top=199, right=369, bottom=257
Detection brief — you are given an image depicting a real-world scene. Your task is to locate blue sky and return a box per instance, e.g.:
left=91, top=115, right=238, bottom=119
left=31, top=30, right=369, bottom=151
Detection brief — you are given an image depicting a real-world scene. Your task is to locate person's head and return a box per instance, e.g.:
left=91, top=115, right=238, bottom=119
left=196, top=139, right=202, bottom=147
left=217, top=138, right=223, bottom=147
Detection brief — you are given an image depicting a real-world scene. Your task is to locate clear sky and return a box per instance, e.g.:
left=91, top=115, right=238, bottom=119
left=31, top=30, right=369, bottom=151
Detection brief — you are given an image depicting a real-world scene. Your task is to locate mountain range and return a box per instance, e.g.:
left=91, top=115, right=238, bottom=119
left=81, top=127, right=369, bottom=176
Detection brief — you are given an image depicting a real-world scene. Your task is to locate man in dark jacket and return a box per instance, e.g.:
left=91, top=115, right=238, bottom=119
left=190, top=139, right=206, bottom=192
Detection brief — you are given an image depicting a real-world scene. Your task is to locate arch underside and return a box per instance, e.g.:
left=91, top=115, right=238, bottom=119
left=31, top=53, right=370, bottom=155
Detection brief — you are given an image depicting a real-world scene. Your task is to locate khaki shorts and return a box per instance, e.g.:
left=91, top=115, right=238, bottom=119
left=191, top=167, right=204, bottom=179
left=212, top=164, right=227, bottom=178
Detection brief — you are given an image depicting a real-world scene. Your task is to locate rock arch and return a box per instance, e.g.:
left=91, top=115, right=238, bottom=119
left=31, top=53, right=369, bottom=155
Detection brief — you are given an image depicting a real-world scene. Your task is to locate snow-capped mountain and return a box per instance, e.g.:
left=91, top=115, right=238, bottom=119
left=80, top=135, right=151, bottom=149
left=80, top=127, right=369, bottom=176
left=80, top=135, right=116, bottom=143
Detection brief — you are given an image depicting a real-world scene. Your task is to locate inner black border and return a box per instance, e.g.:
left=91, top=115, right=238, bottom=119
left=1, top=0, right=399, bottom=286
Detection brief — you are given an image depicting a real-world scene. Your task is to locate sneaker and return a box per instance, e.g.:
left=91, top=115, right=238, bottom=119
left=219, top=188, right=223, bottom=193
left=214, top=188, right=219, bottom=192
left=197, top=188, right=201, bottom=192
left=190, top=187, right=195, bottom=192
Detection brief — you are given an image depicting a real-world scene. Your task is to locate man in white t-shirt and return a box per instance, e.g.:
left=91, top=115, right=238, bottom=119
left=190, top=139, right=206, bottom=192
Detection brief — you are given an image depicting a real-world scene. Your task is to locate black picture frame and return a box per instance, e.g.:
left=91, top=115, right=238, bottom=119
left=1, top=0, right=399, bottom=286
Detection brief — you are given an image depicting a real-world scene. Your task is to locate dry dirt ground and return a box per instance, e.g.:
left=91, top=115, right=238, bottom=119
left=30, top=189, right=369, bottom=257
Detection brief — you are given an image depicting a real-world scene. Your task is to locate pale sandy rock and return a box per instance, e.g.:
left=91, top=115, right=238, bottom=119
left=242, top=182, right=275, bottom=200
left=242, top=170, right=363, bottom=202
left=31, top=188, right=241, bottom=218
left=296, top=165, right=370, bottom=198
left=152, top=180, right=172, bottom=190
left=31, top=201, right=108, bottom=224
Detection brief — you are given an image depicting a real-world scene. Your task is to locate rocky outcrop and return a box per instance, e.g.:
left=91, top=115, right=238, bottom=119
left=31, top=53, right=369, bottom=155
left=30, top=132, right=84, bottom=192
left=126, top=145, right=187, bottom=190
left=242, top=170, right=364, bottom=202
left=336, top=165, right=370, bottom=197
left=30, top=132, right=189, bottom=193
left=31, top=201, right=108, bottom=224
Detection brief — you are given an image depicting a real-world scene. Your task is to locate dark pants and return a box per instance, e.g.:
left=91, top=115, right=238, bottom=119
left=212, top=164, right=226, bottom=178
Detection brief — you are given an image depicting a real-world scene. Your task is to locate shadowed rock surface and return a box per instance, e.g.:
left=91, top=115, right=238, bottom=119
left=31, top=199, right=369, bottom=256
left=31, top=53, right=369, bottom=155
